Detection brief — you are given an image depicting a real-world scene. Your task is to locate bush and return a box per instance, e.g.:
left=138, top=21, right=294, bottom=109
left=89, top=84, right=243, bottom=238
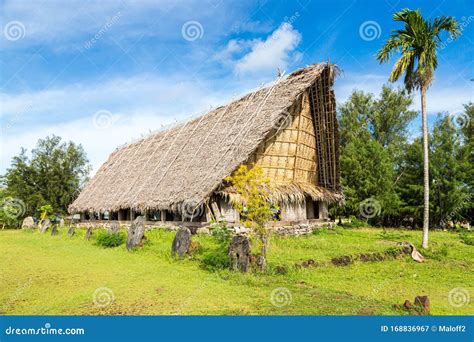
left=459, top=232, right=474, bottom=246
left=201, top=246, right=230, bottom=271
left=339, top=217, right=367, bottom=228
left=210, top=220, right=232, bottom=245
left=95, top=230, right=126, bottom=248
left=422, top=243, right=449, bottom=260
left=200, top=221, right=232, bottom=271
left=378, top=229, right=409, bottom=241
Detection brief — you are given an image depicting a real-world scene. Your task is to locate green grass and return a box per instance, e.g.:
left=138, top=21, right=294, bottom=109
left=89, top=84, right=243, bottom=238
left=0, top=227, right=472, bottom=315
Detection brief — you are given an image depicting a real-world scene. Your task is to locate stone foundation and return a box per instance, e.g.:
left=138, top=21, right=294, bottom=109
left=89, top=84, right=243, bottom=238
left=76, top=219, right=334, bottom=236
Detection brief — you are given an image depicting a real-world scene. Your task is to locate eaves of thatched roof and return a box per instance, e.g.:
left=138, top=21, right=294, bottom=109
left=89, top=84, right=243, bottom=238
left=69, top=62, right=340, bottom=214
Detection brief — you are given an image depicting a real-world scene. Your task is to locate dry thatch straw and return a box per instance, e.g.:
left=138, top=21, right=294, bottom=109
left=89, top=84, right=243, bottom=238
left=69, top=62, right=343, bottom=214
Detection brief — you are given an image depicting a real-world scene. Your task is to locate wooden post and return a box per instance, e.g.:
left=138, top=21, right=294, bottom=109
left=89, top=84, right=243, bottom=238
left=205, top=204, right=216, bottom=223
left=160, top=210, right=166, bottom=222
left=210, top=201, right=222, bottom=221
left=144, top=209, right=149, bottom=221
left=318, top=201, right=328, bottom=220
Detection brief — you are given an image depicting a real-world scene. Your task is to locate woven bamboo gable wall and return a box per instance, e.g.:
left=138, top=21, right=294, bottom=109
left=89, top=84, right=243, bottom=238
left=247, top=91, right=317, bottom=185
left=245, top=66, right=340, bottom=198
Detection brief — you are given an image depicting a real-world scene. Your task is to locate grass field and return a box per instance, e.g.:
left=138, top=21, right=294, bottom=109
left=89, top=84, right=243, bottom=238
left=0, top=226, right=472, bottom=315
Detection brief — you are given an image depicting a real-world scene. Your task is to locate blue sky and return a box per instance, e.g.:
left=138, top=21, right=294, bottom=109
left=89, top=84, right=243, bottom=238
left=1, top=0, right=473, bottom=173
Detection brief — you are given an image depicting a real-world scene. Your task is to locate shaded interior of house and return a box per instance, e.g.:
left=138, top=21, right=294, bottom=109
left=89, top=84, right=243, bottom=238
left=79, top=196, right=330, bottom=227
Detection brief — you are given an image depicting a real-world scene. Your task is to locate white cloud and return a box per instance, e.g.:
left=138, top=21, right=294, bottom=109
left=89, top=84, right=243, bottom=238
left=1, top=112, right=174, bottom=175
left=234, top=23, right=302, bottom=75
left=0, top=0, right=237, bottom=49
left=0, top=73, right=242, bottom=174
left=213, top=39, right=255, bottom=65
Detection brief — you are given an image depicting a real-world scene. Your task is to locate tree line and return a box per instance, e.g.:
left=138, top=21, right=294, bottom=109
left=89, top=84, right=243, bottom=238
left=0, top=135, right=90, bottom=226
left=333, top=86, right=472, bottom=229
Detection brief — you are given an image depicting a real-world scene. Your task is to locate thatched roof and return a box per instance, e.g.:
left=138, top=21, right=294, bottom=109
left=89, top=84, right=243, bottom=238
left=69, top=63, right=341, bottom=214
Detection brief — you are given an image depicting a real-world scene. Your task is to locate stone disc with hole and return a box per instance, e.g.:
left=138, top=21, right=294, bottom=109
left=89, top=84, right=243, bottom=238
left=171, top=227, right=192, bottom=257
left=229, top=235, right=251, bottom=272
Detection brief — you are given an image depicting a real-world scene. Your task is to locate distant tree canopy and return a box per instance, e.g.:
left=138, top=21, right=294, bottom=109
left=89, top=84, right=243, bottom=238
left=1, top=135, right=91, bottom=224
left=337, top=86, right=416, bottom=223
left=336, top=87, right=472, bottom=228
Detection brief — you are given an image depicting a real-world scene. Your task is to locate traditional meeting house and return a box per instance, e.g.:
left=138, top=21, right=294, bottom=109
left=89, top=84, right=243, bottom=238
left=69, top=63, right=343, bottom=229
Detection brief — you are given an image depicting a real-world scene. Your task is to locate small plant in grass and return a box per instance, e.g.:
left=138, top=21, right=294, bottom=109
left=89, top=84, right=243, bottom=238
left=422, top=242, right=449, bottom=260
left=384, top=246, right=405, bottom=259
left=225, top=165, right=275, bottom=271
left=201, top=248, right=231, bottom=271
left=339, top=217, right=366, bottom=229
left=459, top=232, right=474, bottom=246
left=210, top=219, right=232, bottom=245
left=378, top=229, right=409, bottom=241
left=38, top=204, right=55, bottom=222
left=201, top=220, right=231, bottom=271
left=95, top=230, right=126, bottom=248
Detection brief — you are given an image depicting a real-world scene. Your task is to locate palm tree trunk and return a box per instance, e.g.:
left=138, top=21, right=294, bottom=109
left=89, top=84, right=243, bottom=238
left=421, top=87, right=430, bottom=248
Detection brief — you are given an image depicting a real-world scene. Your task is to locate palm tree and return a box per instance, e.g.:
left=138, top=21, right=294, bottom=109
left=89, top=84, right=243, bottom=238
left=377, top=9, right=459, bottom=248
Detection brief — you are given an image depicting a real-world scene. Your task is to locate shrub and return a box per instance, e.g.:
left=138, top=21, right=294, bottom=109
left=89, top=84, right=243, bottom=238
left=459, top=232, right=474, bottom=246
left=339, top=217, right=367, bottom=228
left=210, top=220, right=232, bottom=245
left=201, top=221, right=232, bottom=271
left=201, top=246, right=230, bottom=271
left=422, top=243, right=449, bottom=260
left=95, top=230, right=125, bottom=248
left=384, top=246, right=405, bottom=258
left=378, top=229, right=409, bottom=241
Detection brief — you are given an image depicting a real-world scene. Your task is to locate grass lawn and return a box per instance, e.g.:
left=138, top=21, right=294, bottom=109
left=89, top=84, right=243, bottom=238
left=0, top=226, right=472, bottom=315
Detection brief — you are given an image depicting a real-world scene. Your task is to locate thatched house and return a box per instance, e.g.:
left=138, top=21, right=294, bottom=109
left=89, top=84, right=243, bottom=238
left=69, top=63, right=343, bottom=228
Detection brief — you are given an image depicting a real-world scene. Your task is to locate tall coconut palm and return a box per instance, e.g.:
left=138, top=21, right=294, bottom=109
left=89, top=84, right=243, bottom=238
left=377, top=9, right=459, bottom=248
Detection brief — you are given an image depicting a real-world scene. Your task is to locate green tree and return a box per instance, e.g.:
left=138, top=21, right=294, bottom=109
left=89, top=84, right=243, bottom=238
left=225, top=165, right=274, bottom=271
left=431, top=114, right=471, bottom=227
left=458, top=103, right=474, bottom=222
left=337, top=86, right=416, bottom=225
left=397, top=138, right=424, bottom=227
left=2, top=135, right=91, bottom=221
left=398, top=113, right=471, bottom=228
left=377, top=8, right=460, bottom=248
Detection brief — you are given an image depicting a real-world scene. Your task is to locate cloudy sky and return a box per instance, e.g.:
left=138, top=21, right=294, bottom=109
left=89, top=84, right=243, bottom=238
left=1, top=0, right=473, bottom=174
